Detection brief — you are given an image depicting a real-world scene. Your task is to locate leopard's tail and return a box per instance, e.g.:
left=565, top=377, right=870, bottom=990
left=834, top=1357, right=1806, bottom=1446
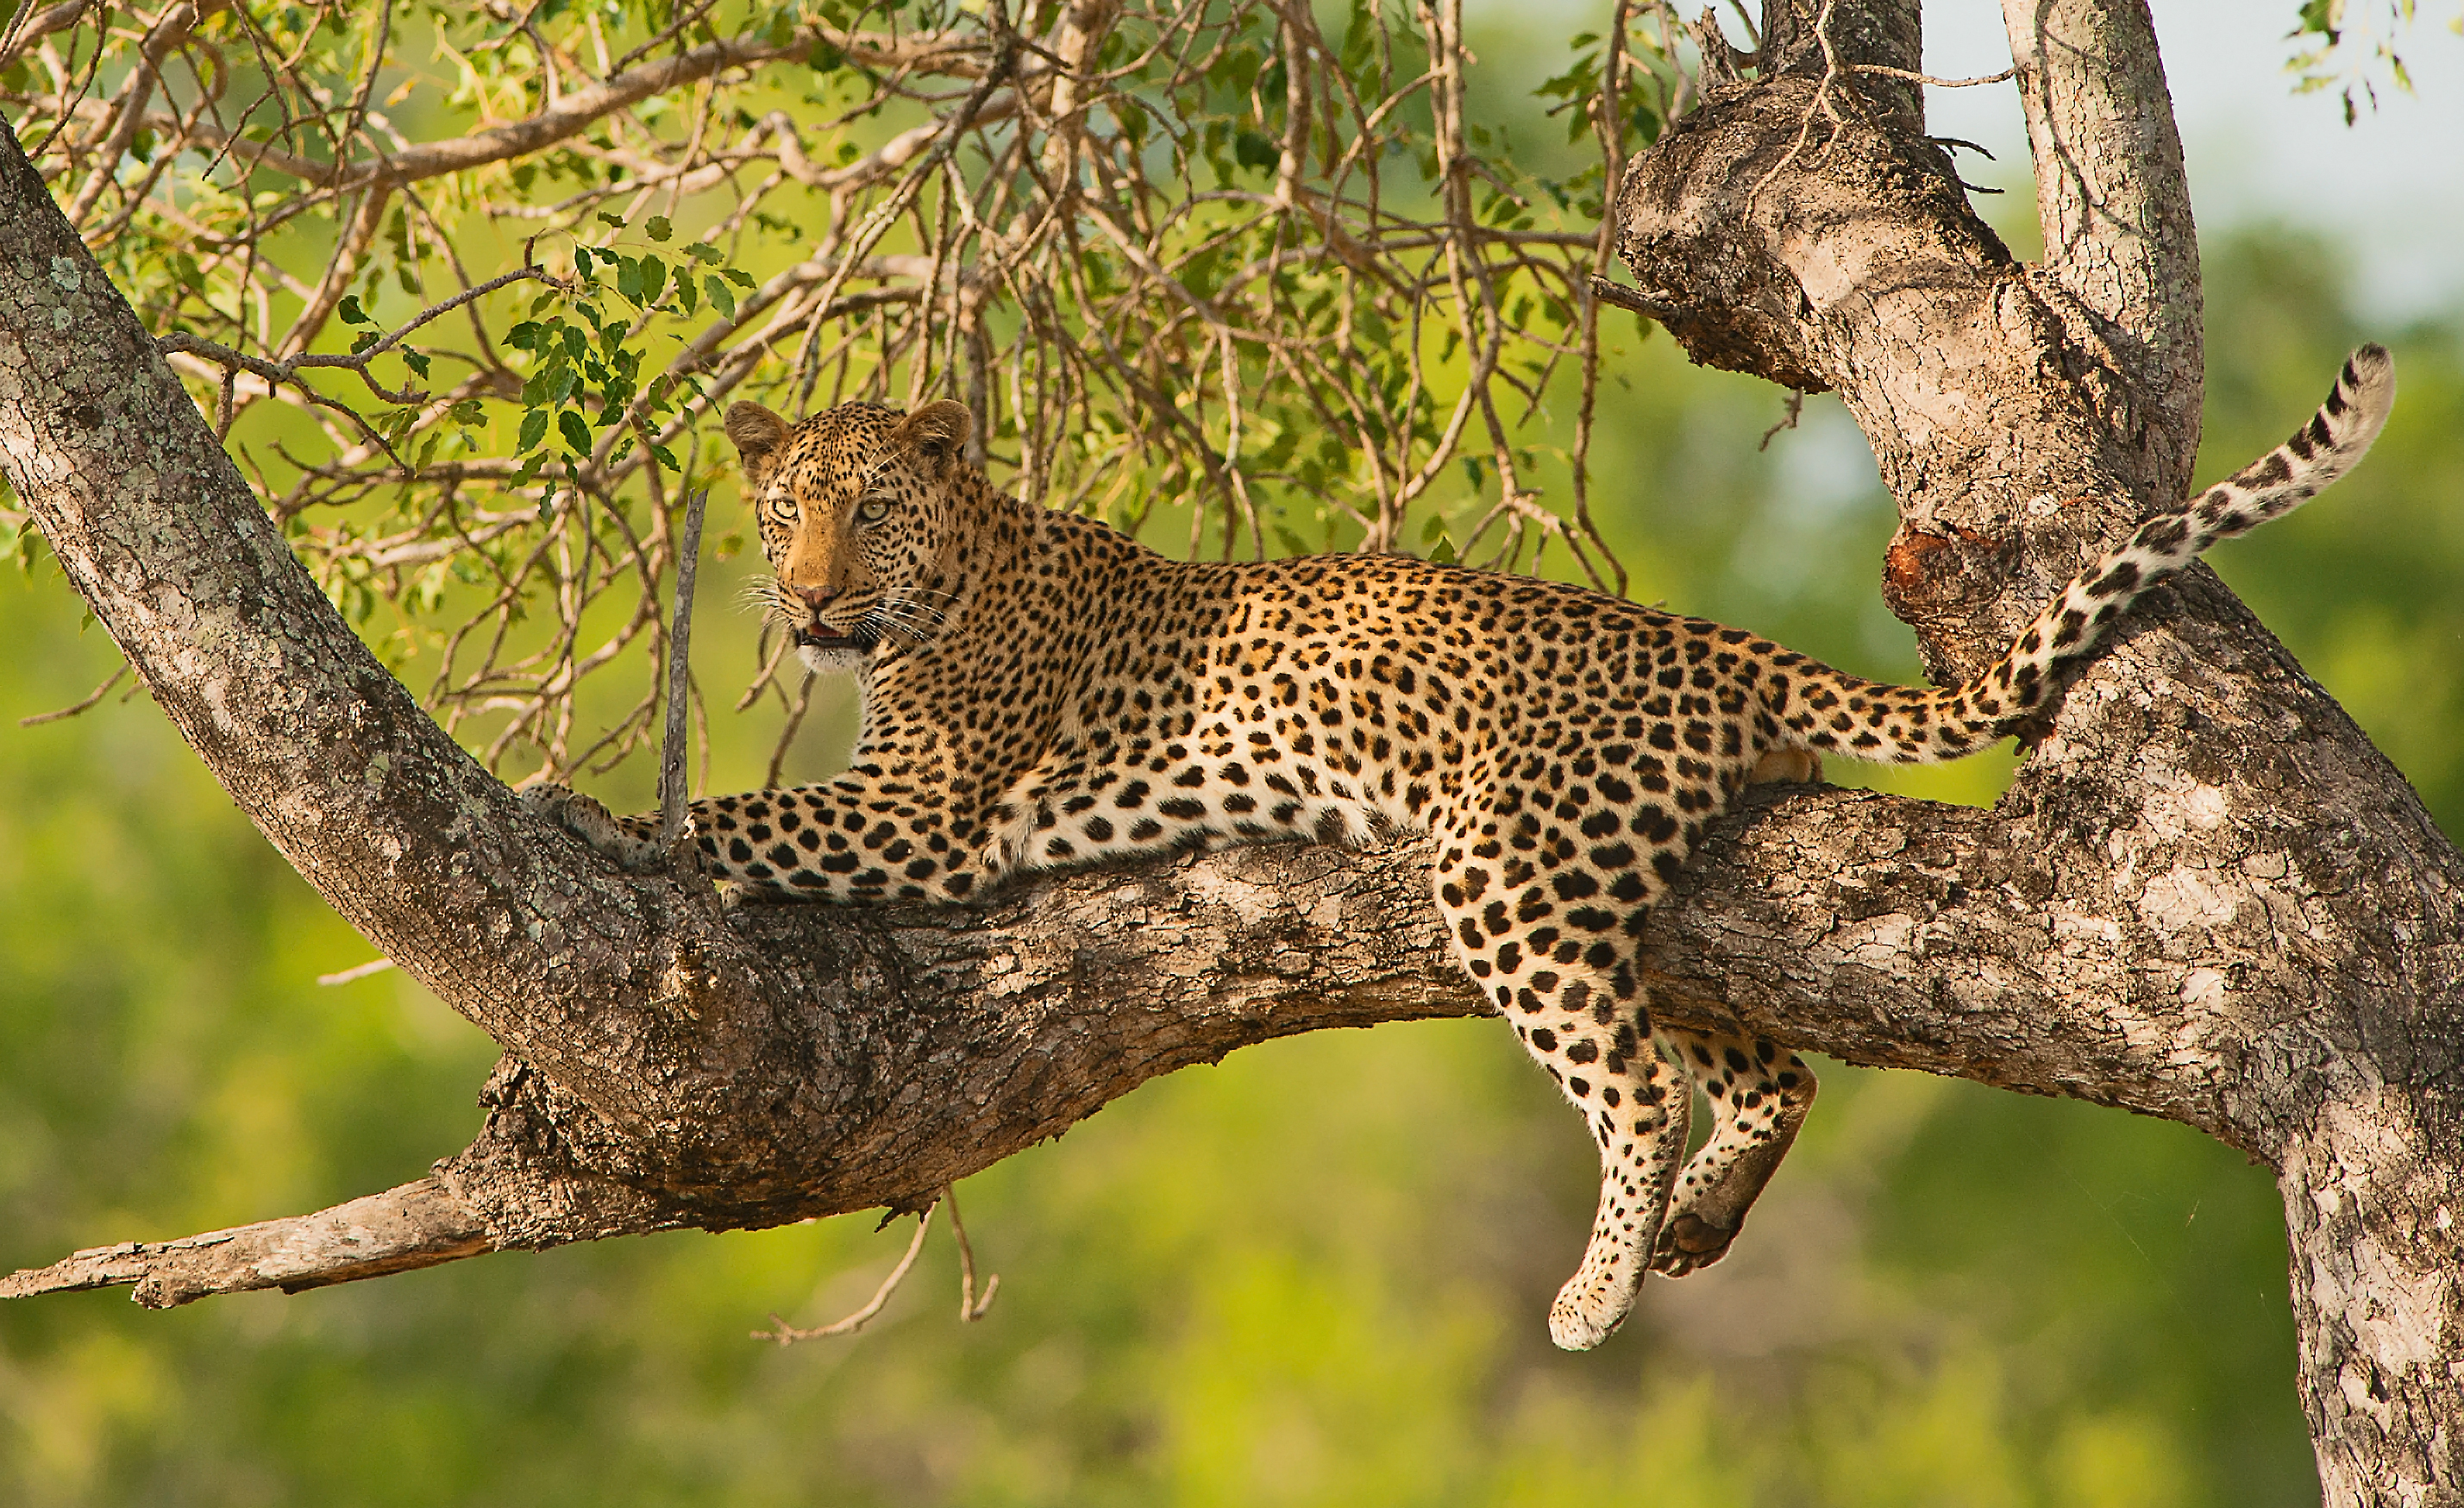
left=1776, top=344, right=2396, bottom=764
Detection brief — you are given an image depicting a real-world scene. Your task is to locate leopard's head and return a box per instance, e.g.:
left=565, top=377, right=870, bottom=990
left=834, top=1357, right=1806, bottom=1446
left=724, top=398, right=974, bottom=672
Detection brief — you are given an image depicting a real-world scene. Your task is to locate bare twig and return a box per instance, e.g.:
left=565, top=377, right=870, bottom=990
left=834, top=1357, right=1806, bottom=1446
left=315, top=957, right=398, bottom=986
left=659, top=487, right=707, bottom=847
left=1850, top=62, right=2015, bottom=89
left=755, top=1203, right=937, bottom=1346
left=157, top=267, right=555, bottom=408
left=945, top=1184, right=1000, bottom=1323
left=17, top=661, right=127, bottom=726
left=1744, top=0, right=1848, bottom=210
left=1759, top=390, right=1805, bottom=449
left=1589, top=274, right=1680, bottom=321
left=0, top=0, right=92, bottom=73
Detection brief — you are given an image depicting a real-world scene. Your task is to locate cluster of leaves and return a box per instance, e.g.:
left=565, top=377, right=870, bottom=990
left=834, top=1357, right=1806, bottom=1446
left=501, top=217, right=756, bottom=506
left=0, top=0, right=1688, bottom=782
left=2285, top=0, right=2462, bottom=122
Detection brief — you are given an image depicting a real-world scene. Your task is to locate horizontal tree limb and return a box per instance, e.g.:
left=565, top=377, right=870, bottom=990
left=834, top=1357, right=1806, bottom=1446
left=10, top=750, right=2401, bottom=1309
left=0, top=1178, right=490, bottom=1308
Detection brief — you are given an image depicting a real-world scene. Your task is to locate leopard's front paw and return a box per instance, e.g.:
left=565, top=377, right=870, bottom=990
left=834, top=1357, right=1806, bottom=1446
left=522, top=784, right=668, bottom=872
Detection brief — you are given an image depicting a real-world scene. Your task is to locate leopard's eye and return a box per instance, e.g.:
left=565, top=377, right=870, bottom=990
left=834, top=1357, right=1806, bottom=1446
left=855, top=496, right=892, bottom=524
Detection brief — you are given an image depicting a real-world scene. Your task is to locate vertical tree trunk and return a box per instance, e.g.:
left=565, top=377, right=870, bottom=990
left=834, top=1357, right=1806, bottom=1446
left=1612, top=2, right=2464, bottom=1499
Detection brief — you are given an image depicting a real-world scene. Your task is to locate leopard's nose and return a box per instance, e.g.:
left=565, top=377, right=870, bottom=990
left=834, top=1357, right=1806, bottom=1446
left=793, top=585, right=838, bottom=613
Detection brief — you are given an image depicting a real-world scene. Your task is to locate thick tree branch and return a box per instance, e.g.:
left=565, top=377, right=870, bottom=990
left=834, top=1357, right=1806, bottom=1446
left=13, top=755, right=2443, bottom=1310
left=2000, top=0, right=2204, bottom=490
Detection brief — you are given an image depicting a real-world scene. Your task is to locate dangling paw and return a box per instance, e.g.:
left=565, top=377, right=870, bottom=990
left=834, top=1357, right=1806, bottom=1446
left=522, top=784, right=668, bottom=872
left=1548, top=1278, right=1632, bottom=1353
left=1650, top=1211, right=1743, bottom=1278
left=1547, top=1245, right=1642, bottom=1352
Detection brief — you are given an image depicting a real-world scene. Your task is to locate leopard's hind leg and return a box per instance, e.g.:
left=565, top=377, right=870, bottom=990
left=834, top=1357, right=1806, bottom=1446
left=1431, top=795, right=1691, bottom=1351
left=1652, top=1029, right=1817, bottom=1276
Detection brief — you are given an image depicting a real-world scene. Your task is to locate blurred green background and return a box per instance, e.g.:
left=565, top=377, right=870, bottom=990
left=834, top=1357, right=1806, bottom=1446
left=8, top=20, right=2464, bottom=1508
left=4, top=220, right=2456, bottom=1508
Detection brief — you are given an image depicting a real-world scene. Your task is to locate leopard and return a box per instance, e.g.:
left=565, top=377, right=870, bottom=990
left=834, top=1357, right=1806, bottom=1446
left=530, top=345, right=2394, bottom=1351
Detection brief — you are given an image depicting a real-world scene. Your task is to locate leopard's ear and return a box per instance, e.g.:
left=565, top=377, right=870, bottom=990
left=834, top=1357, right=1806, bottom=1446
left=894, top=399, right=972, bottom=480
left=724, top=402, right=793, bottom=491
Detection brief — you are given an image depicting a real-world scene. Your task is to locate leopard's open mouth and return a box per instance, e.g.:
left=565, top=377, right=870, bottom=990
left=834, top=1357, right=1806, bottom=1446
left=794, top=625, right=877, bottom=653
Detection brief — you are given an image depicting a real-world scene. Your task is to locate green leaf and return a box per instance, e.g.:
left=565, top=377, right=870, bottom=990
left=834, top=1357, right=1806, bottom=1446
left=338, top=294, right=373, bottom=324
left=722, top=267, right=756, bottom=288
left=596, top=211, right=626, bottom=229
left=1426, top=531, right=1458, bottom=565
left=641, top=255, right=668, bottom=306
left=705, top=275, right=737, bottom=320
left=645, top=216, right=673, bottom=242
left=517, top=408, right=550, bottom=451
left=558, top=410, right=592, bottom=454
left=402, top=351, right=431, bottom=378
left=1233, top=130, right=1279, bottom=173
left=684, top=241, right=724, bottom=263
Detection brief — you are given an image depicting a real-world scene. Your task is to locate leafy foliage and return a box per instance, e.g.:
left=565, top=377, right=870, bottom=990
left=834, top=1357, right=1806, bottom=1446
left=2282, top=0, right=2462, bottom=122
left=0, top=0, right=1690, bottom=782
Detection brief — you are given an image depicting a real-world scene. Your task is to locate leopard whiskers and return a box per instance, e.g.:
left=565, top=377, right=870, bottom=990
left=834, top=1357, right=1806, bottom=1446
left=869, top=594, right=948, bottom=647
left=740, top=578, right=793, bottom=619
left=888, top=588, right=955, bottom=626
left=861, top=585, right=959, bottom=647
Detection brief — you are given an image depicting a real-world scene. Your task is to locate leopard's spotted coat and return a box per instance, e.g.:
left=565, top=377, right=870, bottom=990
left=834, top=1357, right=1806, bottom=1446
left=538, top=347, right=2393, bottom=1349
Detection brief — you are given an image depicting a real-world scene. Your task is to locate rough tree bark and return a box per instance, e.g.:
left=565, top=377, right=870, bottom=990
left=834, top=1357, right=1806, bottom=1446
left=0, top=0, right=2456, bottom=1499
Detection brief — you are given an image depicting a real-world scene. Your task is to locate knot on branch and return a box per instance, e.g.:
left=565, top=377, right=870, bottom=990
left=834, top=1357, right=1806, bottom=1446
left=1608, top=71, right=2003, bottom=396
